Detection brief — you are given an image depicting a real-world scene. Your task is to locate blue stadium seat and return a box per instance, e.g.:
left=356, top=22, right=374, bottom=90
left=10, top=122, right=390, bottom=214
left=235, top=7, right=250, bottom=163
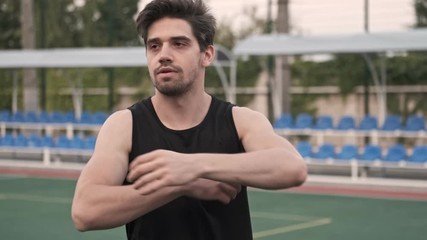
left=0, top=133, right=14, bottom=146
left=314, top=115, right=334, bottom=130
left=40, top=135, right=54, bottom=148
left=38, top=111, right=51, bottom=123
left=0, top=110, right=10, bottom=122
left=311, top=143, right=335, bottom=160
left=359, top=144, right=382, bottom=161
left=27, top=134, right=42, bottom=147
left=381, top=114, right=402, bottom=131
left=383, top=144, right=407, bottom=162
left=296, top=141, right=312, bottom=158
left=357, top=115, right=378, bottom=131
left=294, top=113, right=313, bottom=129
left=83, top=136, right=97, bottom=149
left=10, top=111, right=25, bottom=122
left=273, top=113, right=293, bottom=129
left=50, top=112, right=66, bottom=123
left=64, top=111, right=75, bottom=123
left=13, top=134, right=28, bottom=147
left=404, top=115, right=425, bottom=131
left=93, top=112, right=108, bottom=124
left=55, top=135, right=70, bottom=148
left=78, top=112, right=95, bottom=124
left=69, top=136, right=84, bottom=149
left=336, top=144, right=358, bottom=160
left=24, top=111, right=38, bottom=123
left=336, top=116, right=356, bottom=130
left=408, top=145, right=427, bottom=163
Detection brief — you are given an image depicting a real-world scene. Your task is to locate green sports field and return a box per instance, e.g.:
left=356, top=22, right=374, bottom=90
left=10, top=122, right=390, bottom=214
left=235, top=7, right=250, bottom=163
left=1, top=175, right=426, bottom=240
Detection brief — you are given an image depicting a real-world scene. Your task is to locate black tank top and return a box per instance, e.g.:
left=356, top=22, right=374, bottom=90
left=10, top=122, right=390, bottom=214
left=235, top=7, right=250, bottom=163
left=126, top=96, right=253, bottom=240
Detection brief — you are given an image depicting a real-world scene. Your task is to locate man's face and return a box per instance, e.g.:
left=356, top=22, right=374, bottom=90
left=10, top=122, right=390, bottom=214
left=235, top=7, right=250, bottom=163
left=146, top=17, right=209, bottom=96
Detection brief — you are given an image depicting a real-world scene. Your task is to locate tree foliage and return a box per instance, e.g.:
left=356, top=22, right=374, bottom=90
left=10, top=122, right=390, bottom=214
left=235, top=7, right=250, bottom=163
left=415, top=0, right=427, bottom=27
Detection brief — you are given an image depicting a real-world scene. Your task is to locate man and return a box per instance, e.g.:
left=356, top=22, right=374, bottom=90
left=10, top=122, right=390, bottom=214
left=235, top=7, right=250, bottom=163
left=71, top=0, right=307, bottom=239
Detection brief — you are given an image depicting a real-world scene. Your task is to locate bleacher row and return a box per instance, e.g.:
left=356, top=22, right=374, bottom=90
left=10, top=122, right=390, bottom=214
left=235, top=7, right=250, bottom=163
left=0, top=133, right=96, bottom=150
left=297, top=142, right=427, bottom=164
left=0, top=110, right=109, bottom=125
left=273, top=113, right=426, bottom=132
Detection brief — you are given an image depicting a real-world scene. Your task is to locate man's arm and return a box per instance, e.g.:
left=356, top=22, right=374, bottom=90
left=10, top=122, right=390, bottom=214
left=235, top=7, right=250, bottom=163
left=71, top=110, right=182, bottom=231
left=127, top=107, right=307, bottom=194
left=71, top=110, right=240, bottom=231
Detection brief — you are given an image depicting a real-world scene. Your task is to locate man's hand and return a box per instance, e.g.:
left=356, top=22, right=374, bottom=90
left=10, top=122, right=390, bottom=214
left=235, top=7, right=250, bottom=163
left=127, top=150, right=200, bottom=195
left=183, top=178, right=241, bottom=204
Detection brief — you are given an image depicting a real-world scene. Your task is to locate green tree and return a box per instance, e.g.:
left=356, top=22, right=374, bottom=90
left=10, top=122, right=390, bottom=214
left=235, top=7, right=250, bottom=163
left=0, top=0, right=21, bottom=49
left=414, top=0, right=427, bottom=27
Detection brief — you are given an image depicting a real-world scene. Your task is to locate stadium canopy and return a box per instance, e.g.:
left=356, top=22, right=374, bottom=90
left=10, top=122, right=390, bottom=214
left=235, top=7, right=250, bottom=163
left=0, top=45, right=233, bottom=68
left=0, top=47, right=147, bottom=68
left=231, top=28, right=427, bottom=120
left=233, top=28, right=427, bottom=56
left=0, top=45, right=234, bottom=112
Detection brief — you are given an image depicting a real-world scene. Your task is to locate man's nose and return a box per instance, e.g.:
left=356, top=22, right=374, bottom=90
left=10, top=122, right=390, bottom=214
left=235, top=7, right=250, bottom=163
left=159, top=44, right=173, bottom=63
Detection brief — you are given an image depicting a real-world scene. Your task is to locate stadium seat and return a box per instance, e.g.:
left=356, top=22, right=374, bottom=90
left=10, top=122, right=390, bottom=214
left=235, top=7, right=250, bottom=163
left=83, top=135, right=97, bottom=149
left=40, top=135, right=54, bottom=148
left=64, top=111, right=76, bottom=123
left=27, top=134, right=42, bottom=147
left=69, top=136, right=84, bottom=149
left=55, top=135, right=70, bottom=148
left=294, top=113, right=313, bottom=129
left=273, top=113, right=293, bottom=129
left=296, top=141, right=312, bottom=158
left=404, top=115, right=425, bottom=131
left=10, top=111, right=25, bottom=122
left=314, top=115, right=334, bottom=130
left=359, top=144, right=382, bottom=161
left=335, top=144, right=358, bottom=160
left=93, top=112, right=108, bottom=124
left=38, top=111, right=51, bottom=123
left=0, top=110, right=10, bottom=122
left=383, top=144, right=407, bottom=162
left=24, top=111, right=38, bottom=123
left=311, top=143, right=335, bottom=160
left=408, top=145, right=427, bottom=163
left=357, top=115, right=378, bottom=131
left=336, top=116, right=355, bottom=130
left=50, top=112, right=66, bottom=123
left=0, top=133, right=14, bottom=146
left=13, top=134, right=28, bottom=147
left=78, top=112, right=95, bottom=124
left=381, top=114, right=402, bottom=131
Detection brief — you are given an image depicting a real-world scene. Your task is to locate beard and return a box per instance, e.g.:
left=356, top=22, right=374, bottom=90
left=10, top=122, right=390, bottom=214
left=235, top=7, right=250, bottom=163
left=152, top=64, right=199, bottom=97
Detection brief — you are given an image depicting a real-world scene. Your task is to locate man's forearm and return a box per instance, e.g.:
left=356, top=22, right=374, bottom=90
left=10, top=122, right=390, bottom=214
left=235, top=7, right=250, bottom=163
left=197, top=148, right=306, bottom=189
left=72, top=183, right=182, bottom=231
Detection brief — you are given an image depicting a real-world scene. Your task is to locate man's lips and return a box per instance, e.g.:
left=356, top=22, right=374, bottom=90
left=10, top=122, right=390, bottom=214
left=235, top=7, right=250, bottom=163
left=156, top=67, right=178, bottom=75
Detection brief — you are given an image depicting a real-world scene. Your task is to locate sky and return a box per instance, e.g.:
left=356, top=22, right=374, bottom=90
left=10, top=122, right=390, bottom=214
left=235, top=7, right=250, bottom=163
left=138, top=0, right=416, bottom=36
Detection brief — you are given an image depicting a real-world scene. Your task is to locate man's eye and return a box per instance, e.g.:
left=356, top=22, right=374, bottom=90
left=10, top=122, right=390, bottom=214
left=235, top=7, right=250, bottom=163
left=174, top=42, right=186, bottom=47
left=149, top=44, right=159, bottom=50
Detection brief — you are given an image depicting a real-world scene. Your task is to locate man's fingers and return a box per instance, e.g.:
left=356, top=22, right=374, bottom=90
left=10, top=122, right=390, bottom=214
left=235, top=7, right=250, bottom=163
left=132, top=170, right=165, bottom=189
left=218, top=182, right=241, bottom=199
left=135, top=180, right=165, bottom=195
left=127, top=161, right=160, bottom=182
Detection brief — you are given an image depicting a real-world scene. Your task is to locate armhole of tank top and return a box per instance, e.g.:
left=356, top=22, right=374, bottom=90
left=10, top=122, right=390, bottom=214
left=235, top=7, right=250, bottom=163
left=128, top=105, right=137, bottom=162
left=227, top=104, right=245, bottom=152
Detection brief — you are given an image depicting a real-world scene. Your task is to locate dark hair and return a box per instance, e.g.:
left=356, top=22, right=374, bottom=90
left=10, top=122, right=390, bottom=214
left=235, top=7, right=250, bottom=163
left=136, top=0, right=216, bottom=51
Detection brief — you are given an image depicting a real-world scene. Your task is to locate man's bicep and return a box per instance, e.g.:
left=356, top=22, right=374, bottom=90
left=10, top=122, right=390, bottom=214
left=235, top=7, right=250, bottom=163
left=233, top=107, right=293, bottom=152
left=78, top=110, right=132, bottom=186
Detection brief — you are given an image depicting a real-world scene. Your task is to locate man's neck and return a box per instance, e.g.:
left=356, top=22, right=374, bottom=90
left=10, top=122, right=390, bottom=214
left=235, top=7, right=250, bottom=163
left=151, top=91, right=212, bottom=130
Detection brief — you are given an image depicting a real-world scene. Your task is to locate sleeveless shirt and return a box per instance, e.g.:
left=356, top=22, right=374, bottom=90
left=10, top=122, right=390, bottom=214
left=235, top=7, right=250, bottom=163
left=126, top=96, right=253, bottom=240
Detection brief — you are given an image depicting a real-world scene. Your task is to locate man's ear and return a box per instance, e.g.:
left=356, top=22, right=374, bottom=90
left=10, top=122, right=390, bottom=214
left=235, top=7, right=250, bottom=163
left=201, top=45, right=215, bottom=67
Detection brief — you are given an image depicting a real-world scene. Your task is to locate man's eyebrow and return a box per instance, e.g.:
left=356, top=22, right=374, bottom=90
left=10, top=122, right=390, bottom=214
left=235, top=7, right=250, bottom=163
left=146, top=36, right=192, bottom=44
left=146, top=38, right=160, bottom=45
left=170, top=36, right=191, bottom=42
